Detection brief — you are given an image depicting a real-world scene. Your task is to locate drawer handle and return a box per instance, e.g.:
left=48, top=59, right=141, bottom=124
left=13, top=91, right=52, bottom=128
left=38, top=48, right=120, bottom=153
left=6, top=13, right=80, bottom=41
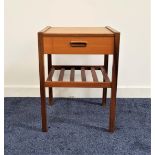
left=70, top=41, right=87, bottom=47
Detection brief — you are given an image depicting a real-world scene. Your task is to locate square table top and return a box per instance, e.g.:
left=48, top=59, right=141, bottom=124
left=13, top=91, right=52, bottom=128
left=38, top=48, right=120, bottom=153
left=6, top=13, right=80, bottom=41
left=39, top=26, right=119, bottom=36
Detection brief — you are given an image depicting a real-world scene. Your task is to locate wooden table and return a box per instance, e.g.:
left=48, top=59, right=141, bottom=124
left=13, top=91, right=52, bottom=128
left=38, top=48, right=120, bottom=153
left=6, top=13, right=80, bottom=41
left=38, top=26, right=120, bottom=132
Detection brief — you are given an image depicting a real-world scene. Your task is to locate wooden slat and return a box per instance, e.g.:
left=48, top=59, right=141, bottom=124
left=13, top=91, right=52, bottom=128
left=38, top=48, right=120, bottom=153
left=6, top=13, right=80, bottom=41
left=47, top=67, right=55, bottom=81
left=45, top=81, right=112, bottom=88
left=91, top=67, right=98, bottom=82
left=52, top=65, right=103, bottom=70
left=58, top=68, right=65, bottom=81
left=100, top=67, right=110, bottom=82
left=81, top=67, right=86, bottom=81
left=70, top=68, right=75, bottom=81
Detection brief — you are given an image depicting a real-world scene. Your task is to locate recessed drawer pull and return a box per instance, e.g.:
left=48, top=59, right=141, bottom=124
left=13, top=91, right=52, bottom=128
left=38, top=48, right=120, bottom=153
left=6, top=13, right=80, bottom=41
left=70, top=41, right=87, bottom=47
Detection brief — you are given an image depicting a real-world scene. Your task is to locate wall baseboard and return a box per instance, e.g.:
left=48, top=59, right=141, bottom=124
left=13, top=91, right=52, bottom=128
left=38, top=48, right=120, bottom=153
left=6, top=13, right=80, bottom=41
left=4, top=85, right=150, bottom=98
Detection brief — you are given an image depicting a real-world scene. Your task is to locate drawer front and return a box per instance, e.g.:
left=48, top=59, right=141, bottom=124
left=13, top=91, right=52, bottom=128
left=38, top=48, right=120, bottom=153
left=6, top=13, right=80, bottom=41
left=43, top=37, right=114, bottom=54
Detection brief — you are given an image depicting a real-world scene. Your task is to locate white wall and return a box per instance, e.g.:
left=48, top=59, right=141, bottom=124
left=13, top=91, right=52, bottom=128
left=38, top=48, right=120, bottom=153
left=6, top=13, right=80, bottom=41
left=4, top=0, right=150, bottom=97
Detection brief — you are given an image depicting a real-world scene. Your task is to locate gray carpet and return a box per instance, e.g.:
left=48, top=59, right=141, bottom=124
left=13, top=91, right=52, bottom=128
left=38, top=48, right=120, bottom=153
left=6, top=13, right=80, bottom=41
left=4, top=98, right=151, bottom=155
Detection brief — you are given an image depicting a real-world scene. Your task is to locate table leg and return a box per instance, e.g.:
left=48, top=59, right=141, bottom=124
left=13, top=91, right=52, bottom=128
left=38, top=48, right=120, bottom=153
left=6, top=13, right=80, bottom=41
left=38, top=33, right=47, bottom=132
left=109, top=33, right=120, bottom=132
left=47, top=54, right=53, bottom=105
left=109, top=72, right=117, bottom=132
left=102, top=55, right=109, bottom=106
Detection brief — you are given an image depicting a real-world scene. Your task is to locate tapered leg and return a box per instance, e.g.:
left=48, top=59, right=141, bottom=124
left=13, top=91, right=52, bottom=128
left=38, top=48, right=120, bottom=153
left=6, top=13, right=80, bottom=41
left=38, top=33, right=47, bottom=132
left=109, top=32, right=120, bottom=132
left=49, top=87, right=53, bottom=104
left=109, top=80, right=117, bottom=132
left=39, top=54, right=47, bottom=132
left=40, top=86, right=47, bottom=132
left=109, top=54, right=118, bottom=132
left=47, top=54, right=53, bottom=105
left=102, top=55, right=109, bottom=106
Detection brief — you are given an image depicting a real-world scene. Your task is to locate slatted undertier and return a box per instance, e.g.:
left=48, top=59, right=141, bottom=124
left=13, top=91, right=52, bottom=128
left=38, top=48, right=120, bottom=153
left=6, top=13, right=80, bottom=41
left=45, top=65, right=111, bottom=88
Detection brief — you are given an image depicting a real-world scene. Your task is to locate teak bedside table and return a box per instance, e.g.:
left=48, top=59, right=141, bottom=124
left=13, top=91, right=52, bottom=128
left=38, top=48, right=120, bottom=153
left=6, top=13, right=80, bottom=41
left=38, top=26, right=120, bottom=132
